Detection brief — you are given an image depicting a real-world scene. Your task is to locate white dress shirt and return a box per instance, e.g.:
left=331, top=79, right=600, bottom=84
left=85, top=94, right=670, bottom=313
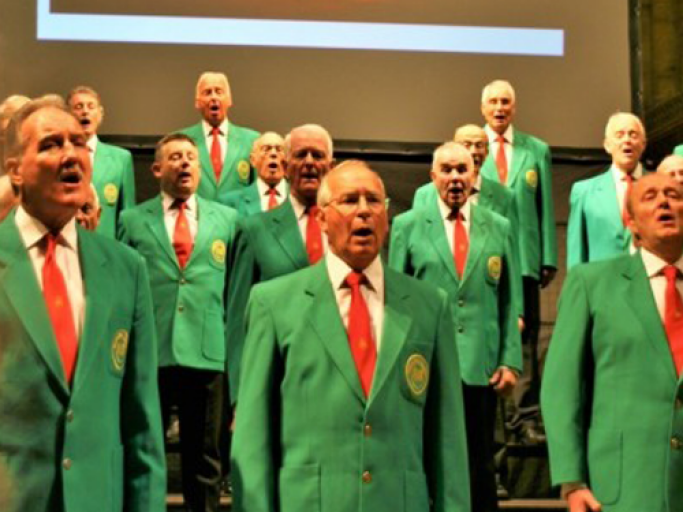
left=485, top=124, right=514, bottom=176
left=611, top=163, right=643, bottom=220
left=15, top=206, right=85, bottom=337
left=202, top=119, right=228, bottom=160
left=256, top=178, right=287, bottom=211
left=162, top=193, right=198, bottom=242
left=326, top=251, right=385, bottom=352
left=437, top=196, right=471, bottom=255
left=468, top=174, right=483, bottom=206
left=640, top=248, right=683, bottom=321
left=290, top=194, right=328, bottom=253
left=86, top=134, right=98, bottom=168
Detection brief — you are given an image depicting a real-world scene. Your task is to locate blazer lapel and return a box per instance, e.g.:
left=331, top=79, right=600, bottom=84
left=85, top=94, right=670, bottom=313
left=508, top=135, right=530, bottom=187
left=623, top=253, right=677, bottom=380
left=194, top=123, right=218, bottom=191
left=223, top=122, right=242, bottom=182
left=269, top=201, right=309, bottom=267
left=368, top=269, right=412, bottom=406
left=425, top=202, right=459, bottom=283
left=305, top=263, right=366, bottom=404
left=187, top=198, right=215, bottom=268
left=71, top=228, right=111, bottom=393
left=596, top=170, right=630, bottom=249
left=0, top=218, right=70, bottom=398
left=144, top=196, right=178, bottom=267
left=460, top=205, right=487, bottom=288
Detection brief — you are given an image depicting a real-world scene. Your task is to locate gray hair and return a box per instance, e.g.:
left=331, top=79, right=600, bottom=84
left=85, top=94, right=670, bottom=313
left=66, top=86, right=102, bottom=107
left=604, top=112, right=646, bottom=139
left=431, top=141, right=474, bottom=172
left=195, top=72, right=232, bottom=98
left=481, top=80, right=516, bottom=104
left=284, top=124, right=334, bottom=157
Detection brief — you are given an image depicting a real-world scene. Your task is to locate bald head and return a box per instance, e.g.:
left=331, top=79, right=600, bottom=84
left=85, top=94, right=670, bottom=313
left=454, top=124, right=489, bottom=171
left=657, top=155, right=683, bottom=186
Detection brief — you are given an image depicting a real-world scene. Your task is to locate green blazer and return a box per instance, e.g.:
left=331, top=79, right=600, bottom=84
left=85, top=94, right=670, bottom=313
left=93, top=141, right=136, bottom=239
left=480, top=129, right=558, bottom=279
left=231, top=262, right=471, bottom=512
left=389, top=203, right=522, bottom=385
left=225, top=199, right=310, bottom=402
left=566, top=169, right=631, bottom=270
left=118, top=196, right=238, bottom=372
left=0, top=215, right=166, bottom=512
left=224, top=181, right=290, bottom=217
left=541, top=253, right=683, bottom=512
left=180, top=121, right=259, bottom=205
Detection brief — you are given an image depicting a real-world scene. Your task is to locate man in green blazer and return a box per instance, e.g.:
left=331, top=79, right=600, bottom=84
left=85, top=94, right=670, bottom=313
left=542, top=173, right=683, bottom=512
left=567, top=113, right=647, bottom=269
left=390, top=142, right=521, bottom=512
left=479, top=80, right=557, bottom=443
left=232, top=160, right=471, bottom=512
left=0, top=97, right=165, bottom=512
left=119, top=133, right=238, bottom=512
left=225, top=124, right=334, bottom=401
left=67, top=86, right=136, bottom=238
left=179, top=72, right=259, bottom=205
left=224, top=131, right=289, bottom=216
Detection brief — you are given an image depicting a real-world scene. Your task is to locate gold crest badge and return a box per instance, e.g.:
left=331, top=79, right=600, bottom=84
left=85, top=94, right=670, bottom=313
left=237, top=160, right=251, bottom=182
left=488, top=256, right=502, bottom=281
left=104, top=183, right=118, bottom=205
left=405, top=354, right=429, bottom=397
left=212, top=240, right=226, bottom=264
left=525, top=170, right=538, bottom=189
left=111, top=329, right=129, bottom=373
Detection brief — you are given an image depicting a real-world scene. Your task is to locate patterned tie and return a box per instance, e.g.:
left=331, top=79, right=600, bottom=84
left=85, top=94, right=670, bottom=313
left=663, top=265, right=683, bottom=375
left=210, top=127, right=222, bottom=182
left=496, top=135, right=508, bottom=185
left=173, top=200, right=193, bottom=269
left=305, top=205, right=323, bottom=264
left=267, top=187, right=279, bottom=210
left=345, top=271, right=377, bottom=397
left=453, top=212, right=469, bottom=279
left=42, top=234, right=79, bottom=384
left=622, top=173, right=633, bottom=226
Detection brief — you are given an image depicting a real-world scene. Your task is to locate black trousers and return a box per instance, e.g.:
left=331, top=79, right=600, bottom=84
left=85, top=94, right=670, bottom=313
left=508, top=276, right=542, bottom=429
left=463, top=383, right=499, bottom=512
left=159, top=366, right=224, bottom=512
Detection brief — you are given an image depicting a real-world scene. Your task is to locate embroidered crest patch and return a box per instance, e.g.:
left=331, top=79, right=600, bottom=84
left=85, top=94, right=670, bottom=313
left=405, top=354, right=429, bottom=397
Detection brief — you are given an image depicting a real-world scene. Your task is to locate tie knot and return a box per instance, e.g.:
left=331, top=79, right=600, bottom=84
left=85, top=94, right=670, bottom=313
left=623, top=173, right=634, bottom=184
left=664, top=265, right=680, bottom=282
left=211, top=127, right=221, bottom=136
left=345, top=271, right=367, bottom=289
left=448, top=210, right=465, bottom=222
left=497, top=135, right=506, bottom=144
left=306, top=205, right=319, bottom=216
left=173, top=199, right=187, bottom=211
left=268, top=187, right=279, bottom=197
left=44, top=233, right=59, bottom=256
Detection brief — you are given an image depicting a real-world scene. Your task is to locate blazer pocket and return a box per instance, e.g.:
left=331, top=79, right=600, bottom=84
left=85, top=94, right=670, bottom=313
left=107, top=317, right=132, bottom=378
left=399, top=343, right=432, bottom=406
left=278, top=464, right=321, bottom=512
left=404, top=469, right=430, bottom=512
left=202, top=309, right=226, bottom=362
left=587, top=429, right=622, bottom=506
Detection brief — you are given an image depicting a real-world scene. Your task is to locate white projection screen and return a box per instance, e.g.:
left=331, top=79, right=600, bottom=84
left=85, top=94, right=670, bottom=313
left=0, top=1, right=631, bottom=148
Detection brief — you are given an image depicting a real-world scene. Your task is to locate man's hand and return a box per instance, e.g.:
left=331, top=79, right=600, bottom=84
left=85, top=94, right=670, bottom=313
left=489, top=367, right=518, bottom=396
left=518, top=316, right=525, bottom=333
left=540, top=266, right=557, bottom=288
left=567, top=488, right=602, bottom=512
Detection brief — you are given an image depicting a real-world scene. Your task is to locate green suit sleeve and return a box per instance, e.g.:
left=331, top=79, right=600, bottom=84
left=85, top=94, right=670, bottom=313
left=566, top=182, right=588, bottom=270
left=499, top=222, right=523, bottom=371
left=506, top=198, right=524, bottom=315
left=540, top=269, right=591, bottom=486
left=120, top=151, right=136, bottom=211
left=425, top=291, right=471, bottom=512
left=230, top=287, right=280, bottom=512
left=536, top=142, right=558, bottom=269
left=121, top=256, right=167, bottom=512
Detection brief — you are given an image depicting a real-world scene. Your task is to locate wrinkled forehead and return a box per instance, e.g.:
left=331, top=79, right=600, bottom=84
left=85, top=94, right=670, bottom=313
left=290, top=129, right=329, bottom=152
left=633, top=174, right=682, bottom=199
left=22, top=107, right=82, bottom=139
left=606, top=114, right=644, bottom=137
left=455, top=127, right=488, bottom=145
left=70, top=92, right=100, bottom=107
left=257, top=132, right=285, bottom=148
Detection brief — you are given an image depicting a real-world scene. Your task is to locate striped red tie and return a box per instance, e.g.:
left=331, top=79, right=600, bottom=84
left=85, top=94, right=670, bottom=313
left=210, top=127, right=222, bottom=182
left=496, top=135, right=508, bottom=185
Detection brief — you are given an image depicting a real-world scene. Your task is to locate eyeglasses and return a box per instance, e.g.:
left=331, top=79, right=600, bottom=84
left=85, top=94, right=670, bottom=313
left=324, top=193, right=388, bottom=213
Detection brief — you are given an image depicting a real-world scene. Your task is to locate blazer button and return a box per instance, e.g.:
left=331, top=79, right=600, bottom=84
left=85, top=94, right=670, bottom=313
left=458, top=299, right=465, bottom=307
left=671, top=437, right=683, bottom=450
left=362, top=470, right=372, bottom=483
left=66, top=410, right=74, bottom=423
left=457, top=326, right=464, bottom=334
left=178, top=304, right=185, bottom=312
left=364, top=424, right=372, bottom=437
left=179, top=278, right=187, bottom=285
left=63, top=458, right=72, bottom=470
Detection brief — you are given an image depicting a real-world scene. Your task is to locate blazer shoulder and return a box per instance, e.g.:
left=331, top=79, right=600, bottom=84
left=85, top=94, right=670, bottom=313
left=571, top=169, right=611, bottom=195
left=478, top=204, right=511, bottom=231
left=392, top=208, right=419, bottom=229
left=251, top=264, right=316, bottom=301
left=516, top=129, right=549, bottom=150
left=568, top=253, right=634, bottom=284
left=99, top=141, right=132, bottom=159
left=80, top=227, right=145, bottom=268
left=229, top=122, right=260, bottom=140
left=177, top=122, right=202, bottom=139
left=199, top=197, right=238, bottom=222
left=386, top=266, right=448, bottom=305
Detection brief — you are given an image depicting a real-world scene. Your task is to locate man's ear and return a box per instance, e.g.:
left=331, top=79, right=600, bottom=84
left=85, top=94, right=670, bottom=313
left=150, top=162, right=162, bottom=180
left=317, top=204, right=329, bottom=235
left=5, top=157, right=22, bottom=188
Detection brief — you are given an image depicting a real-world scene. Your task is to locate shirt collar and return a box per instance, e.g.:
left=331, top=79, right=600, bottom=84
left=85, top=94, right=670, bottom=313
left=161, top=192, right=197, bottom=214
left=87, top=135, right=99, bottom=154
left=289, top=193, right=308, bottom=220
left=15, top=205, right=78, bottom=251
left=471, top=174, right=482, bottom=194
left=611, top=163, right=643, bottom=182
left=202, top=119, right=228, bottom=138
left=485, top=124, right=514, bottom=145
left=256, top=177, right=286, bottom=197
left=326, top=250, right=384, bottom=294
left=437, top=194, right=471, bottom=222
left=640, top=247, right=683, bottom=278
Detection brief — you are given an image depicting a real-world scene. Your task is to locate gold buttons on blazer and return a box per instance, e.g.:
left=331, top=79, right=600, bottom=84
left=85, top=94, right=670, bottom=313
left=458, top=299, right=465, bottom=307
left=364, top=424, right=372, bottom=437
left=362, top=470, right=372, bottom=483
left=671, top=437, right=683, bottom=450
left=178, top=305, right=185, bottom=312
left=62, top=458, right=72, bottom=470
left=179, top=278, right=187, bottom=285
left=457, top=326, right=464, bottom=334
left=65, top=410, right=74, bottom=423
left=676, top=398, right=683, bottom=410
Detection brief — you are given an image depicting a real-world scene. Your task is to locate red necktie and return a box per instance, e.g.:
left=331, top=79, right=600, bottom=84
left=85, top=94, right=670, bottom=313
left=345, top=271, right=377, bottom=397
left=663, top=265, right=683, bottom=375
left=453, top=212, right=469, bottom=279
left=42, top=234, right=78, bottom=384
left=267, top=187, right=279, bottom=210
left=305, top=205, right=323, bottom=264
left=622, top=174, right=633, bottom=226
left=210, top=127, right=222, bottom=182
left=496, top=135, right=508, bottom=185
left=173, top=201, right=193, bottom=269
